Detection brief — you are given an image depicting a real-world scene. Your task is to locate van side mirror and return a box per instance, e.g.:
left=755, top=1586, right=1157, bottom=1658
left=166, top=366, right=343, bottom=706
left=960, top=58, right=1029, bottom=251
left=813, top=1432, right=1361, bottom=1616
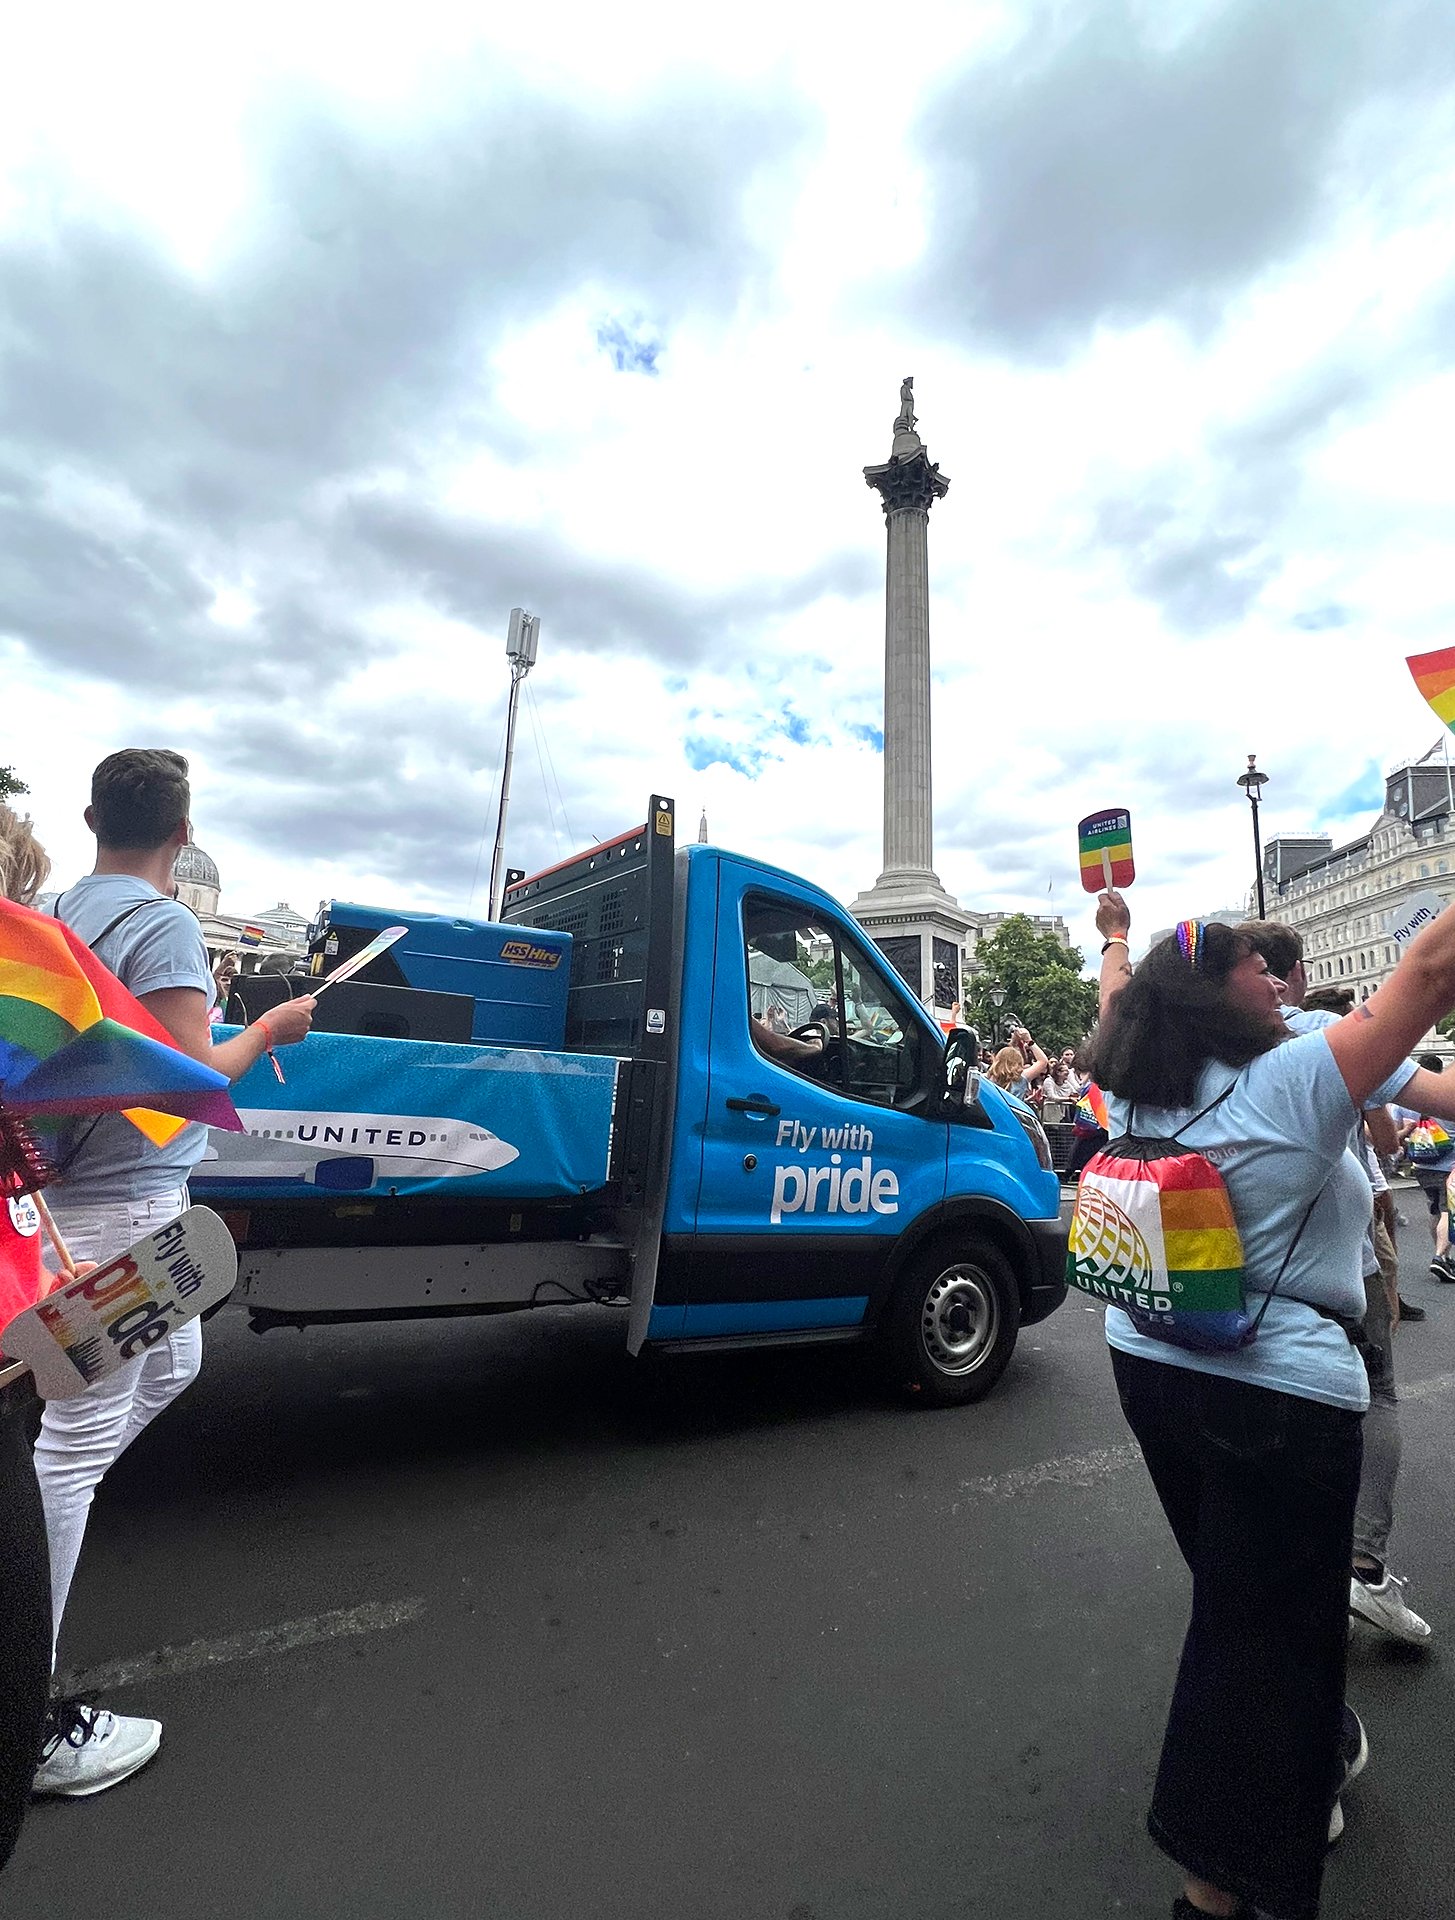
left=942, top=1028, right=994, bottom=1128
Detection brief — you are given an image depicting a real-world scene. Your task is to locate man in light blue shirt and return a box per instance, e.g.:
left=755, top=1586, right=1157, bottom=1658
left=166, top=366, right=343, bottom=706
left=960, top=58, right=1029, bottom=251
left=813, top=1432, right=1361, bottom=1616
left=1240, top=922, right=1434, bottom=1650
left=32, top=750, right=313, bottom=1800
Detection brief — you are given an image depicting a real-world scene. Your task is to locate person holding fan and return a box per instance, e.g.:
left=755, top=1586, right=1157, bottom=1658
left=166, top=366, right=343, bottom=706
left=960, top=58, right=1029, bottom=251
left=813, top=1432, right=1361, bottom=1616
left=1087, top=882, right=1455, bottom=1920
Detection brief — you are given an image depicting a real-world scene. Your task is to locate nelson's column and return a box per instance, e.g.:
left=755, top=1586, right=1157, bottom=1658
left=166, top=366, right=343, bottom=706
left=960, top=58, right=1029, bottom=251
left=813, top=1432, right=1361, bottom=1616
left=848, top=378, right=972, bottom=1013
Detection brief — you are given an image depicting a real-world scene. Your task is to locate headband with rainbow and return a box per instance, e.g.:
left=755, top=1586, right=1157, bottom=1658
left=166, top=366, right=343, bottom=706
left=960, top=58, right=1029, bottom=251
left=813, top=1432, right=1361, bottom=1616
left=1175, top=919, right=1205, bottom=968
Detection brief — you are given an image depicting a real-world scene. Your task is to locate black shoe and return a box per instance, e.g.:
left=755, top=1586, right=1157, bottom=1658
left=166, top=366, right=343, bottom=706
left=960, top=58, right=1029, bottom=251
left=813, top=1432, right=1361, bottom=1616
left=1397, top=1296, right=1426, bottom=1321
left=1428, top=1255, right=1455, bottom=1282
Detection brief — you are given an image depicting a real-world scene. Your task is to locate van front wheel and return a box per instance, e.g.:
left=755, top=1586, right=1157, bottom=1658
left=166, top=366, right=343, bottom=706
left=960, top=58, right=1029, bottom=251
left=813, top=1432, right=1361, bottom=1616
left=876, top=1237, right=1020, bottom=1407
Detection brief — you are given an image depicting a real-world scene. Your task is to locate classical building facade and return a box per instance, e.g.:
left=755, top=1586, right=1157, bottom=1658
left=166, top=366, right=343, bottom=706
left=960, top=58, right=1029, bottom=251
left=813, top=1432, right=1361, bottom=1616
left=1259, top=748, right=1455, bottom=1045
left=960, top=912, right=1072, bottom=986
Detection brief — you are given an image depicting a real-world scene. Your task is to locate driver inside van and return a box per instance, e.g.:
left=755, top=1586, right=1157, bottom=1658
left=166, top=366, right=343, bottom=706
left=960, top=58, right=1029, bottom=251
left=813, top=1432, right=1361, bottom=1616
left=751, top=1010, right=828, bottom=1068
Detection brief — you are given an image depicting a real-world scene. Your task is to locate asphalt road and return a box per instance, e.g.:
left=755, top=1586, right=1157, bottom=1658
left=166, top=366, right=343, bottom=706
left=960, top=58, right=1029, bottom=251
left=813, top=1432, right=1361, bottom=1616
left=6, top=1220, right=1455, bottom=1920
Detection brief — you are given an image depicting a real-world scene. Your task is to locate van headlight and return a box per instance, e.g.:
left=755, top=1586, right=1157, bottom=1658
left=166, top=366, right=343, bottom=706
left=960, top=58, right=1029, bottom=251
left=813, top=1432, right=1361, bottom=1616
left=1013, top=1106, right=1054, bottom=1171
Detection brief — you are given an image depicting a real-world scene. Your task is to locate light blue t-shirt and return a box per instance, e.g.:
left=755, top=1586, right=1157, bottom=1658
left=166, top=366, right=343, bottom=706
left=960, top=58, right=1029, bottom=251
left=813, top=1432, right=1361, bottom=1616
left=1103, top=1030, right=1375, bottom=1411
left=50, top=874, right=216, bottom=1203
left=1282, top=1004, right=1415, bottom=1274
left=1282, top=1005, right=1417, bottom=1109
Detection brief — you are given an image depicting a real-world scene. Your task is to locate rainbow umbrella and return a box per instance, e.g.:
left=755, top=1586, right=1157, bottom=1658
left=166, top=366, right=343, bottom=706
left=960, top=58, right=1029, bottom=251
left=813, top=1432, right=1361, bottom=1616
left=0, top=898, right=241, bottom=1149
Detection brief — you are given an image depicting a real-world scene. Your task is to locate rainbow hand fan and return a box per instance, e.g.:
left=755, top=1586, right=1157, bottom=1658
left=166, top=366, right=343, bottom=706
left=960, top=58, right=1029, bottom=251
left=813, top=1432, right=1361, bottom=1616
left=0, top=899, right=241, bottom=1155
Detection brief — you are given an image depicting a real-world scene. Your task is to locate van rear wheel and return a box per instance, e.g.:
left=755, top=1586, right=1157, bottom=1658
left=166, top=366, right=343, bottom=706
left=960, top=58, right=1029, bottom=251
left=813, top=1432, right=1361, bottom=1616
left=877, top=1237, right=1020, bottom=1407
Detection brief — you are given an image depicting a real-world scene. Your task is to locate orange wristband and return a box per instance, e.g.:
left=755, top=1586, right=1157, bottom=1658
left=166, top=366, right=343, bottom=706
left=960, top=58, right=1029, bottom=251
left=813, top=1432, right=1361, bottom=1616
left=256, top=1017, right=275, bottom=1047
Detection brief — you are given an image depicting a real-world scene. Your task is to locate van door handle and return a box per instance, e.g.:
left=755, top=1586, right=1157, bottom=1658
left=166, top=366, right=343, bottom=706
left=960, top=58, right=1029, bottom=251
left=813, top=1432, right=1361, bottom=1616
left=725, top=1096, right=781, bottom=1117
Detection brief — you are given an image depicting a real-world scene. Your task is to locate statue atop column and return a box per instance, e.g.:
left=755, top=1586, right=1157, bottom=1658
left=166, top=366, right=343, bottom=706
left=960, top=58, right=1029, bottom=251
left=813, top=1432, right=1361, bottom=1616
left=894, top=376, right=916, bottom=435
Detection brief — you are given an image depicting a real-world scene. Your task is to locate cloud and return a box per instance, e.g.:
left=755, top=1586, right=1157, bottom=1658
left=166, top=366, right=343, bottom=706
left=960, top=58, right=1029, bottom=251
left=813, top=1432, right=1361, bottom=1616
left=909, top=0, right=1454, bottom=359
left=0, top=74, right=815, bottom=695
left=347, top=494, right=876, bottom=667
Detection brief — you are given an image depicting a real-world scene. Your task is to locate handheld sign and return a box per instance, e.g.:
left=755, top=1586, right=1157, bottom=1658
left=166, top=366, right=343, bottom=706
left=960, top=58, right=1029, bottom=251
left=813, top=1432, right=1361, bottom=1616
left=1078, top=809, right=1135, bottom=893
left=312, top=926, right=408, bottom=998
left=1, top=1205, right=237, bottom=1399
left=1389, top=889, right=1447, bottom=952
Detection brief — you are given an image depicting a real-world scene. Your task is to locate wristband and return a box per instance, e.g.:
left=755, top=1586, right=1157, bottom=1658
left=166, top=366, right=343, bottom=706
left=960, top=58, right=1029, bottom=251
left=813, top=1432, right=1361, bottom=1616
left=256, top=1017, right=276, bottom=1046
left=1101, top=937, right=1130, bottom=953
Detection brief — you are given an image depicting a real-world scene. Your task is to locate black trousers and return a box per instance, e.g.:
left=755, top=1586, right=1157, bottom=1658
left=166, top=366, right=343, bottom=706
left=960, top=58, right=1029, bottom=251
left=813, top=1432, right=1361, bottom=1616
left=1111, top=1348, right=1363, bottom=1920
left=1065, top=1128, right=1108, bottom=1181
left=0, top=1382, right=50, bottom=1873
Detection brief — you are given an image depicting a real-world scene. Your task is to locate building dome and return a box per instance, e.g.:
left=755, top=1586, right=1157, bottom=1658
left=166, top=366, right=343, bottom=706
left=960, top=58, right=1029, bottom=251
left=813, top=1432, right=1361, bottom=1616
left=174, top=844, right=220, bottom=888
left=173, top=842, right=221, bottom=916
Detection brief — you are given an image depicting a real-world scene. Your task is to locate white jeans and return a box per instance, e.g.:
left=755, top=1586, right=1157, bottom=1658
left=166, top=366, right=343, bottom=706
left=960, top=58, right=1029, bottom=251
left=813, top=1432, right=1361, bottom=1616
left=33, top=1190, right=201, bottom=1660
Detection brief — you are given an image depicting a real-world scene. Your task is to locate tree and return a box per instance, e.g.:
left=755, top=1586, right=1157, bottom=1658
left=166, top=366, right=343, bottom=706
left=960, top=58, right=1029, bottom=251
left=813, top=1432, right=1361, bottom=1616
left=962, top=914, right=1099, bottom=1054
left=0, top=766, right=27, bottom=801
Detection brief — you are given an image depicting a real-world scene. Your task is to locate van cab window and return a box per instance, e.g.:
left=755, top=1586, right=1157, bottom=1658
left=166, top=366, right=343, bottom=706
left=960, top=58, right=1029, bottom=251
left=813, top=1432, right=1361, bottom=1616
left=743, top=900, right=924, bottom=1109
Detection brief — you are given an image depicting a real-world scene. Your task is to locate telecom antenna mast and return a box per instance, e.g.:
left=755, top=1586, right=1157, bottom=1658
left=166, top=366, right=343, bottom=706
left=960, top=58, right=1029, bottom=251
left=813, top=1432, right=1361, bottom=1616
left=488, top=606, right=540, bottom=920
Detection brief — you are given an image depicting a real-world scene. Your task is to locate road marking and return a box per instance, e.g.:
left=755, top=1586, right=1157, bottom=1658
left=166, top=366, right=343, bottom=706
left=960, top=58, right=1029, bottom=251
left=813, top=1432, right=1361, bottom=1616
left=960, top=1442, right=1144, bottom=1501
left=58, top=1597, right=426, bottom=1696
left=957, top=1370, right=1455, bottom=1506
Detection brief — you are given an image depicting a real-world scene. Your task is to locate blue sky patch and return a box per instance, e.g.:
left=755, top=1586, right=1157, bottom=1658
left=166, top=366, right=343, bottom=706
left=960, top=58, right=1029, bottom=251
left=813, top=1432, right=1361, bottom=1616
left=596, top=317, right=660, bottom=375
left=1291, top=604, right=1351, bottom=632
left=684, top=735, right=770, bottom=777
left=848, top=722, right=884, bottom=752
left=1316, top=762, right=1386, bottom=823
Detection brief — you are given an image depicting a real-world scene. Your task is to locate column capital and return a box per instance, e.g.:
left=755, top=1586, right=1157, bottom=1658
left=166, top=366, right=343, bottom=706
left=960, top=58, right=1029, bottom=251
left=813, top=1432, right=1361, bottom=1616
left=863, top=445, right=950, bottom=519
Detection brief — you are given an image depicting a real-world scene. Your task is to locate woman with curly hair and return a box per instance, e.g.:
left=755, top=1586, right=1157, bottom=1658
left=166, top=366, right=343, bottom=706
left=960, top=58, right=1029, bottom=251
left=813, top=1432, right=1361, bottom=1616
left=1089, top=886, right=1455, bottom=1920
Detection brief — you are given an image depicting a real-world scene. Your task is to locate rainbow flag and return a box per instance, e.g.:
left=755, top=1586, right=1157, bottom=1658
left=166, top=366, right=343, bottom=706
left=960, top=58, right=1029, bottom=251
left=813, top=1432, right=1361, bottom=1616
left=0, top=899, right=241, bottom=1140
left=1075, top=1083, right=1110, bottom=1134
left=1406, top=645, right=1455, bottom=729
left=1078, top=809, right=1135, bottom=893
left=239, top=925, right=265, bottom=946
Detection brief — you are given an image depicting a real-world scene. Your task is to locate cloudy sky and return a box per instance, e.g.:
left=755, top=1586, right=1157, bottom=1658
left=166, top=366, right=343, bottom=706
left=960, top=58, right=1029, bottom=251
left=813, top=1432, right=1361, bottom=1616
left=5, top=0, right=1455, bottom=964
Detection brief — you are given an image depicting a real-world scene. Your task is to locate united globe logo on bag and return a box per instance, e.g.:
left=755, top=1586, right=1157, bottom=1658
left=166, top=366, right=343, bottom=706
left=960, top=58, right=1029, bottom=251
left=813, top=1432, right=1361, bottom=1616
left=1068, top=1144, right=1249, bottom=1345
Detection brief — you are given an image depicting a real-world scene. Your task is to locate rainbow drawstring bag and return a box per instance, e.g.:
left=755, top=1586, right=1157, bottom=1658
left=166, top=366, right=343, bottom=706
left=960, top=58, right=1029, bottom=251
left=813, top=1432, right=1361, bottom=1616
left=1406, top=1118, right=1452, bottom=1166
left=1066, top=1085, right=1324, bottom=1354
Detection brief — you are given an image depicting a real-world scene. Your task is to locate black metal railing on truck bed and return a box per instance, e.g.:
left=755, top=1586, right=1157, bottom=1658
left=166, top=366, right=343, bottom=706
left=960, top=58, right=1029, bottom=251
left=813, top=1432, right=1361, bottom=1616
left=503, top=797, right=678, bottom=1215
left=501, top=795, right=676, bottom=1065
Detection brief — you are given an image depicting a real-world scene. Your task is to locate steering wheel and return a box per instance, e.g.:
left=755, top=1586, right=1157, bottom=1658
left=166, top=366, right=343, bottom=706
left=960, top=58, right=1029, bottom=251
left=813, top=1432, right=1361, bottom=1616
left=790, top=1021, right=831, bottom=1044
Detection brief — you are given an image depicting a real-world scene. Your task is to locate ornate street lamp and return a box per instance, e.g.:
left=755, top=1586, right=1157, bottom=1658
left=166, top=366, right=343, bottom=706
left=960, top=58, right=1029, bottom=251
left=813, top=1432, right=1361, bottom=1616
left=1237, top=754, right=1269, bottom=919
left=989, top=983, right=1007, bottom=1047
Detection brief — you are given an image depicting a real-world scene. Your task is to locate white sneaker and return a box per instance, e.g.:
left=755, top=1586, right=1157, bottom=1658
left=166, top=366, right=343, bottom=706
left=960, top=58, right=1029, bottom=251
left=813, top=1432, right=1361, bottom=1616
left=32, top=1700, right=161, bottom=1797
left=1350, top=1570, right=1433, bottom=1646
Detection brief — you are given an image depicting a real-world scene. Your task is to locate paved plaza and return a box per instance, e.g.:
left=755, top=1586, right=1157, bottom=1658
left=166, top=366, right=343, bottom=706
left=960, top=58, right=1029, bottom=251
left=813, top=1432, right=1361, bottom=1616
left=7, top=1230, right=1454, bottom=1920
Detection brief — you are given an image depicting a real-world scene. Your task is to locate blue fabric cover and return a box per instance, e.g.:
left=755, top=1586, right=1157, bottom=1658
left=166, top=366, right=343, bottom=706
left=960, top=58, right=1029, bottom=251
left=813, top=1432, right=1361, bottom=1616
left=192, top=1029, right=618, bottom=1201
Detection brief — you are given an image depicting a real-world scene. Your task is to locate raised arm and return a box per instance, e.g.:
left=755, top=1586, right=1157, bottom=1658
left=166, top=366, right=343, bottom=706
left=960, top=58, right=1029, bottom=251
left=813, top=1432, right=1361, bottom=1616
left=1013, top=1030, right=1049, bottom=1084
left=1325, top=903, right=1455, bottom=1106
left=1095, top=890, right=1133, bottom=1023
